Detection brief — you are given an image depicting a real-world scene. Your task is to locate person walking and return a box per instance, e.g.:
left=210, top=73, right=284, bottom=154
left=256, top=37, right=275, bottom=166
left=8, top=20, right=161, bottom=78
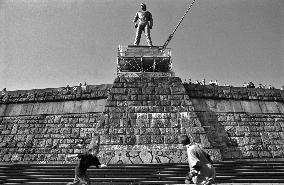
left=66, top=135, right=107, bottom=185
left=180, top=135, right=215, bottom=185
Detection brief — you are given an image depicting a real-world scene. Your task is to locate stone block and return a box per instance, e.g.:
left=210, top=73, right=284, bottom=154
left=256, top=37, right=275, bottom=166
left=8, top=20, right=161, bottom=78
left=161, top=106, right=170, bottom=113
left=111, top=88, right=126, bottom=94
left=151, top=113, right=163, bottom=119
left=190, top=118, right=202, bottom=127
left=244, top=131, right=261, bottom=137
left=151, top=135, right=164, bottom=144
left=142, top=87, right=155, bottom=94
left=170, top=86, right=185, bottom=95
left=266, top=102, right=281, bottom=113
left=128, top=101, right=142, bottom=106
left=245, top=144, right=263, bottom=151
left=264, top=126, right=281, bottom=132
left=248, top=137, right=262, bottom=145
left=171, top=100, right=182, bottom=106
left=3, top=154, right=12, bottom=162
left=111, top=135, right=123, bottom=145
left=139, top=151, right=152, bottom=163
left=116, top=101, right=128, bottom=107
left=230, top=150, right=242, bottom=159
left=136, top=119, right=150, bottom=128
left=235, top=126, right=248, bottom=136
left=271, top=151, right=283, bottom=157
left=138, top=135, right=151, bottom=144
left=127, top=88, right=142, bottom=94
left=258, top=151, right=272, bottom=158
left=156, top=100, right=171, bottom=106
left=241, top=101, right=263, bottom=114
left=125, top=136, right=136, bottom=145
left=242, top=151, right=259, bottom=158
left=150, top=95, right=162, bottom=101
left=152, top=128, right=161, bottom=135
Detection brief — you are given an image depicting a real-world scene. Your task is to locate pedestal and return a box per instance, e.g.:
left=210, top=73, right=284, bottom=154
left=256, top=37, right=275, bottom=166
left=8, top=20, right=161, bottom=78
left=117, top=45, right=174, bottom=77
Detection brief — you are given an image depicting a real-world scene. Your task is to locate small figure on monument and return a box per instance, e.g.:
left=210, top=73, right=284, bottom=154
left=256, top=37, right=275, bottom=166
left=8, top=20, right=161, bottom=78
left=133, top=3, right=153, bottom=46
left=1, top=88, right=7, bottom=96
left=180, top=135, right=215, bottom=185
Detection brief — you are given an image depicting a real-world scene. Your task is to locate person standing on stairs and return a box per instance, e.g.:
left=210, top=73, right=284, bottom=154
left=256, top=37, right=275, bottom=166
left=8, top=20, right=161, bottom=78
left=180, top=135, right=216, bottom=185
left=66, top=134, right=107, bottom=185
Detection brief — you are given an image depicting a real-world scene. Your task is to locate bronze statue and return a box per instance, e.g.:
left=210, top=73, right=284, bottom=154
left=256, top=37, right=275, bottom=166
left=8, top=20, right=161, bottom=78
left=133, top=3, right=153, bottom=46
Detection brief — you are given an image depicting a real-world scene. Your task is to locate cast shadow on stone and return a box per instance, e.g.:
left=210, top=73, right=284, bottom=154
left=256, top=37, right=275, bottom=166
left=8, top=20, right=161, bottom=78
left=194, top=101, right=242, bottom=160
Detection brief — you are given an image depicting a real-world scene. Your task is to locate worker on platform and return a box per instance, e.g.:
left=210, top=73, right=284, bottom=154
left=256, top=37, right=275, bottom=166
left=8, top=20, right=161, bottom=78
left=133, top=3, right=153, bottom=46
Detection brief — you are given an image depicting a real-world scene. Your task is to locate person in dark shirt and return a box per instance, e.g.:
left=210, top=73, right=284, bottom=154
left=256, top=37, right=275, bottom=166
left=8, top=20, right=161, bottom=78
left=66, top=135, right=107, bottom=185
left=66, top=149, right=107, bottom=185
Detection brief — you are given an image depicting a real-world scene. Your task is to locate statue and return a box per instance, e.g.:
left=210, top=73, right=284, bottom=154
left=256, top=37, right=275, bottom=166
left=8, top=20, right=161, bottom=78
left=133, top=3, right=153, bottom=46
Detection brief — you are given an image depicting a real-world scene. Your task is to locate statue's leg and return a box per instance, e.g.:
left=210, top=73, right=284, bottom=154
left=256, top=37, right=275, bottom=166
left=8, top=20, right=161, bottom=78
left=145, top=25, right=153, bottom=46
left=134, top=24, right=143, bottom=45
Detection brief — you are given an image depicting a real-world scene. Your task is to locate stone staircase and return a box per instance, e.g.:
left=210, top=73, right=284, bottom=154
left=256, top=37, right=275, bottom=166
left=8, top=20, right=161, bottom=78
left=1, top=160, right=284, bottom=184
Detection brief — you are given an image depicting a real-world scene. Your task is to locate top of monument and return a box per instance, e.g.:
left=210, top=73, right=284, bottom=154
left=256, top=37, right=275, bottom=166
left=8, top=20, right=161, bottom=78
left=118, top=45, right=171, bottom=57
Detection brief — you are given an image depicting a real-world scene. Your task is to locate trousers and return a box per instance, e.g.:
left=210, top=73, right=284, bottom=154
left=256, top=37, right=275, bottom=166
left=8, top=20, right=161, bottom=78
left=134, top=23, right=152, bottom=46
left=67, top=174, right=90, bottom=185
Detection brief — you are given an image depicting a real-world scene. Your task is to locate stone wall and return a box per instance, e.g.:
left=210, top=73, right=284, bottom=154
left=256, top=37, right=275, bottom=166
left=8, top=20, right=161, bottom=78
left=1, top=81, right=284, bottom=164
left=191, top=99, right=284, bottom=159
left=0, top=84, right=111, bottom=103
left=97, top=76, right=222, bottom=164
left=185, top=83, right=284, bottom=160
left=0, top=84, right=111, bottom=163
left=185, top=83, right=284, bottom=101
left=0, top=113, right=103, bottom=163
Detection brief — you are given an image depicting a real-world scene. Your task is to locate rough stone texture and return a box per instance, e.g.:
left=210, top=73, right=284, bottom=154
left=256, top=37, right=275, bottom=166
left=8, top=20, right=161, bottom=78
left=191, top=101, right=284, bottom=160
left=0, top=113, right=103, bottom=163
left=1, top=81, right=284, bottom=164
left=0, top=84, right=111, bottom=163
left=0, top=84, right=112, bottom=104
left=97, top=76, right=221, bottom=164
left=184, top=83, right=284, bottom=102
left=0, top=100, right=106, bottom=117
left=186, top=83, right=284, bottom=160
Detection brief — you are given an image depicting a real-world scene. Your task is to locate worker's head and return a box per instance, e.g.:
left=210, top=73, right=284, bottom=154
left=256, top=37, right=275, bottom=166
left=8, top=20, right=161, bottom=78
left=140, top=3, right=146, bottom=10
left=180, top=135, right=191, bottom=146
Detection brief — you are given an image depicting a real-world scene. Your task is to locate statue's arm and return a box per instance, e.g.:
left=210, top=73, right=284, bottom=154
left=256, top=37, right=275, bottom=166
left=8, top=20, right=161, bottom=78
left=149, top=12, right=153, bottom=28
left=133, top=12, right=139, bottom=23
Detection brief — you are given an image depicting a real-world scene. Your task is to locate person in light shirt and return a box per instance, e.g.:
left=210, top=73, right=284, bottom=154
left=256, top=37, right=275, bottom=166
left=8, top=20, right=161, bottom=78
left=133, top=3, right=153, bottom=46
left=180, top=135, right=215, bottom=185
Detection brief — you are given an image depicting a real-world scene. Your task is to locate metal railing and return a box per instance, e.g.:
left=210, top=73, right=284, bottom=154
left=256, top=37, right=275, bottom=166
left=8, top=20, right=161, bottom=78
left=117, top=46, right=172, bottom=74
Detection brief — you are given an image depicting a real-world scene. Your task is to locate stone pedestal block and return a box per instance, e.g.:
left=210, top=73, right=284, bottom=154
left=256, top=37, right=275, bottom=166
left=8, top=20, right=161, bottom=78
left=98, top=76, right=221, bottom=164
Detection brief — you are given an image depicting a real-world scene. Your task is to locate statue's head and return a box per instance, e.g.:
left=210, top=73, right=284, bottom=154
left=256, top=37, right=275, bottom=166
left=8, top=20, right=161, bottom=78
left=140, top=3, right=146, bottom=10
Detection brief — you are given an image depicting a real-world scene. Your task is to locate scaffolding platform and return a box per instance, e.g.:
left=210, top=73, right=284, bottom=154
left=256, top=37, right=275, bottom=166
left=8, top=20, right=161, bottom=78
left=117, top=45, right=173, bottom=77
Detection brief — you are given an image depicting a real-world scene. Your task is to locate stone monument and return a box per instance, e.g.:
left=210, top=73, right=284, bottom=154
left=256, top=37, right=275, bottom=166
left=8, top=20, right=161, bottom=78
left=94, top=4, right=222, bottom=164
left=97, top=44, right=222, bottom=164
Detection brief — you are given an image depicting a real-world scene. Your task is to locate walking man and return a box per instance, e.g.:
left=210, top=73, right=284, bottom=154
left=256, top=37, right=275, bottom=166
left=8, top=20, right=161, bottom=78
left=180, top=135, right=216, bottom=185
left=133, top=3, right=153, bottom=46
left=66, top=135, right=107, bottom=185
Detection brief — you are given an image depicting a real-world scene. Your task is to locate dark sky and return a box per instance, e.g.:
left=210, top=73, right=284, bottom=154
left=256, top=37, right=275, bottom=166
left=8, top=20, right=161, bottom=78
left=0, top=0, right=283, bottom=90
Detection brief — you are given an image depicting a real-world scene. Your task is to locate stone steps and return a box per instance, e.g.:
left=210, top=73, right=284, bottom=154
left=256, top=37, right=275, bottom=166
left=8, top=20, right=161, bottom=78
left=1, top=161, right=284, bottom=184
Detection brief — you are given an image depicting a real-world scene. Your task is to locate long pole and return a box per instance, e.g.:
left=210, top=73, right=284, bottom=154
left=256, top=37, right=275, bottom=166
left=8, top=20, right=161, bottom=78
left=162, top=0, right=197, bottom=49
